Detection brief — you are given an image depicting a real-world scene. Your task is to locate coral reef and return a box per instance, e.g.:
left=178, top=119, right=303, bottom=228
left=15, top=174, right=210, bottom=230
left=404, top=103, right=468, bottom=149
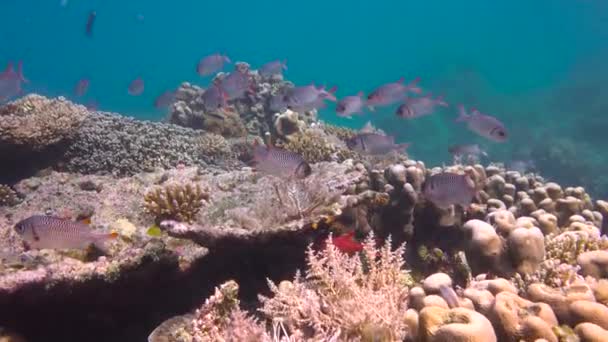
left=0, top=185, right=20, bottom=207
left=0, top=94, right=88, bottom=150
left=276, top=126, right=358, bottom=163
left=61, top=111, right=240, bottom=176
left=144, top=182, right=209, bottom=223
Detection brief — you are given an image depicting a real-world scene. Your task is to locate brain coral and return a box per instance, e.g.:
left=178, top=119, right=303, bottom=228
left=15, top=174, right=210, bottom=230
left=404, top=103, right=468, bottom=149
left=0, top=95, right=88, bottom=150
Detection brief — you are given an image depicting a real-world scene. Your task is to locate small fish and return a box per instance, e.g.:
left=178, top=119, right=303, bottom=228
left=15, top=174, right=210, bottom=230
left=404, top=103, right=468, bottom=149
left=456, top=105, right=508, bottom=142
left=128, top=77, right=144, bottom=96
left=439, top=285, right=460, bottom=308
left=336, top=91, right=365, bottom=118
left=423, top=172, right=476, bottom=209
left=85, top=10, right=96, bottom=37
left=0, top=61, right=27, bottom=102
left=251, top=143, right=311, bottom=178
left=221, top=70, right=251, bottom=100
left=332, top=231, right=363, bottom=254
left=283, top=84, right=337, bottom=112
left=269, top=93, right=288, bottom=112
left=346, top=133, right=410, bottom=155
left=396, top=94, right=448, bottom=119
left=259, top=59, right=288, bottom=78
left=448, top=144, right=487, bottom=158
left=196, top=53, right=231, bottom=76
left=74, top=78, right=90, bottom=97
left=201, top=84, right=229, bottom=112
left=14, top=215, right=117, bottom=250
left=366, top=77, right=422, bottom=109
left=146, top=225, right=162, bottom=237
left=154, top=90, right=175, bottom=108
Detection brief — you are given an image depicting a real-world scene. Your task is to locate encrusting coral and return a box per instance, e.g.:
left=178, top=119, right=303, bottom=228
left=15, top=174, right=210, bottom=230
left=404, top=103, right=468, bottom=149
left=0, top=94, right=89, bottom=150
left=0, top=185, right=20, bottom=207
left=144, top=182, right=209, bottom=223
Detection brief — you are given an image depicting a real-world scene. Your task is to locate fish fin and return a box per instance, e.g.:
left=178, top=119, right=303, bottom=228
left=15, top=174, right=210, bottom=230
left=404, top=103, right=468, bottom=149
left=397, top=77, right=405, bottom=83
left=396, top=142, right=411, bottom=152
left=455, top=104, right=469, bottom=122
left=80, top=217, right=92, bottom=225
left=16, top=61, right=28, bottom=83
left=224, top=55, right=232, bottom=63
left=282, top=59, right=288, bottom=70
left=357, top=91, right=364, bottom=97
left=408, top=77, right=422, bottom=94
left=436, top=95, right=448, bottom=107
left=91, top=231, right=118, bottom=254
left=470, top=107, right=481, bottom=116
left=367, top=105, right=375, bottom=112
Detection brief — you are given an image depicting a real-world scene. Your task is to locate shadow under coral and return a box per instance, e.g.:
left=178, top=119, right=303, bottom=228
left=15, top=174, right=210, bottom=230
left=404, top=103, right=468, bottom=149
left=0, top=233, right=310, bottom=342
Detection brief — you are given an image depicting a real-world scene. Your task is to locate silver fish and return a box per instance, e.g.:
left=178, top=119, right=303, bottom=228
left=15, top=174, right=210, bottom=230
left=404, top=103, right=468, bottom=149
left=197, top=53, right=231, bottom=76
left=346, top=133, right=410, bottom=155
left=259, top=59, right=287, bottom=78
left=336, top=91, right=365, bottom=118
left=396, top=94, right=448, bottom=119
left=14, top=215, right=117, bottom=250
left=366, top=77, right=421, bottom=108
left=221, top=70, right=251, bottom=100
left=201, top=85, right=229, bottom=112
left=251, top=144, right=311, bottom=179
left=154, top=90, right=176, bottom=109
left=283, top=84, right=337, bottom=112
left=456, top=105, right=507, bottom=142
left=424, top=172, right=476, bottom=209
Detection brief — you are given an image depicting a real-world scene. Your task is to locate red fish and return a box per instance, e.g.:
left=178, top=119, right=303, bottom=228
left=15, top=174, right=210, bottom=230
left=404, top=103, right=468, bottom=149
left=74, top=78, right=90, bottom=97
left=0, top=61, right=28, bottom=102
left=128, top=77, right=144, bottom=96
left=331, top=231, right=363, bottom=254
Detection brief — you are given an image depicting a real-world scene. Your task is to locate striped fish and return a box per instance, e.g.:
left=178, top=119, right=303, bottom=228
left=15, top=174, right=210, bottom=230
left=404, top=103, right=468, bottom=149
left=345, top=133, right=410, bottom=155
left=14, top=215, right=117, bottom=250
left=251, top=144, right=311, bottom=179
left=423, top=172, right=476, bottom=209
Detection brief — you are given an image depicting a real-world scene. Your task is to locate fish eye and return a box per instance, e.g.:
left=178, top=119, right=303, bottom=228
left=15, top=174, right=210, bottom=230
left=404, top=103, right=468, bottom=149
left=15, top=224, right=24, bottom=233
left=498, top=130, right=506, bottom=137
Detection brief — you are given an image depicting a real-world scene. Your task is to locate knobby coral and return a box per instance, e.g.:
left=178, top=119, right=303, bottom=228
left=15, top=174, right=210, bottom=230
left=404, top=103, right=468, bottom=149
left=259, top=233, right=411, bottom=340
left=144, top=183, right=209, bottom=223
left=278, top=127, right=357, bottom=164
left=0, top=184, right=20, bottom=207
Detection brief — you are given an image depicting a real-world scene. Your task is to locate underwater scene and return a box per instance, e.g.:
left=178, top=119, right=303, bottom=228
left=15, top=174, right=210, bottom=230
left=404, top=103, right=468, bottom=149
left=1, top=0, right=608, bottom=341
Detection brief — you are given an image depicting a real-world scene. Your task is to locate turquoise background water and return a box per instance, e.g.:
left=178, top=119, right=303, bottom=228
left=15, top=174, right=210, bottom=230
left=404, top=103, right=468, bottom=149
left=2, top=0, right=608, bottom=195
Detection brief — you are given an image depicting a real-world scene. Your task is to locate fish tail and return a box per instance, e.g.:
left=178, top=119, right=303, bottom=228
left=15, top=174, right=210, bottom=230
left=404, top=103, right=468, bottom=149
left=282, top=59, right=288, bottom=70
left=436, top=95, right=448, bottom=107
left=17, top=61, right=28, bottom=83
left=455, top=104, right=469, bottom=122
left=408, top=77, right=422, bottom=94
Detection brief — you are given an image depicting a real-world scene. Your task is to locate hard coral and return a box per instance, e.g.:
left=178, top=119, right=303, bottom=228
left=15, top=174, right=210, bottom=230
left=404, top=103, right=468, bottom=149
left=259, top=233, right=411, bottom=340
left=144, top=183, right=208, bottom=223
left=0, top=94, right=88, bottom=150
left=0, top=184, right=20, bottom=206
left=196, top=133, right=232, bottom=161
left=278, top=127, right=357, bottom=163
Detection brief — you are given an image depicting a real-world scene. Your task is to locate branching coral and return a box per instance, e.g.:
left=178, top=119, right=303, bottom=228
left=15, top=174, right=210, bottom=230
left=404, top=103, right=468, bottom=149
left=321, top=123, right=357, bottom=141
left=259, top=233, right=411, bottom=340
left=144, top=183, right=208, bottom=223
left=0, top=184, right=20, bottom=207
left=196, top=133, right=232, bottom=160
left=0, top=94, right=88, bottom=150
left=545, top=232, right=608, bottom=265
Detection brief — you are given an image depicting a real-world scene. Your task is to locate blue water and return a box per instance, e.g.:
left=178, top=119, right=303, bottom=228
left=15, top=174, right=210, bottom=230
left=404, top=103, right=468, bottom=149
left=2, top=0, right=608, bottom=194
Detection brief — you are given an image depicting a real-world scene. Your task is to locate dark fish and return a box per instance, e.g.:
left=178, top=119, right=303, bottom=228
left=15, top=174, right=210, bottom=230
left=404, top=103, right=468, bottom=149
left=74, top=78, right=90, bottom=97
left=423, top=172, right=476, bottom=209
left=439, top=285, right=460, bottom=308
left=154, top=90, right=175, bottom=108
left=0, top=61, right=28, bottom=102
left=346, top=133, right=410, bottom=155
left=85, top=10, right=96, bottom=37
left=197, top=54, right=231, bottom=76
left=456, top=105, right=507, bottom=142
left=259, top=59, right=287, bottom=78
left=251, top=143, right=311, bottom=178
left=14, top=215, right=117, bottom=250
left=128, top=77, right=144, bottom=96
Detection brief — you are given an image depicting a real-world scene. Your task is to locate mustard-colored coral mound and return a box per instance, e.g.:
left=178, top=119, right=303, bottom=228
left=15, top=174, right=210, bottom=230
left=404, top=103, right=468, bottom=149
left=144, top=183, right=209, bottom=223
left=0, top=94, right=89, bottom=150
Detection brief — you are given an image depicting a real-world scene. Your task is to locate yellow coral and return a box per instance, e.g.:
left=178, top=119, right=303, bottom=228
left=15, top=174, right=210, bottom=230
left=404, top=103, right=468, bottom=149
left=144, top=183, right=208, bottom=223
left=278, top=128, right=357, bottom=163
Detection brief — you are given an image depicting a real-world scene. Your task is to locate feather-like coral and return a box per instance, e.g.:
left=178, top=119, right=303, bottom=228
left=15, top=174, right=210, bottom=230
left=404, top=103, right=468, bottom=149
left=144, top=183, right=208, bottom=223
left=259, top=233, right=411, bottom=340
